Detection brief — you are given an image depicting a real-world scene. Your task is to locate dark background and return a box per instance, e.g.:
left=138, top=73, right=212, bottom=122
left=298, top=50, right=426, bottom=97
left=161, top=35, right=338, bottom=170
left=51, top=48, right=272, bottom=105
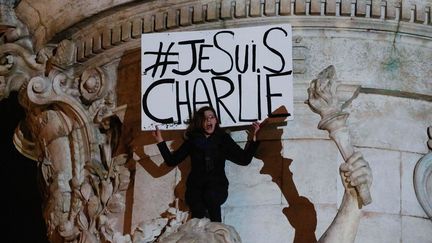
left=1, top=92, right=48, bottom=243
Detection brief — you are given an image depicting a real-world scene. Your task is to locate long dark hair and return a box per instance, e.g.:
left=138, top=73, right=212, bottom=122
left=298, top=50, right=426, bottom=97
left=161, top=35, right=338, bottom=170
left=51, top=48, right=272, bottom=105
left=185, top=106, right=221, bottom=138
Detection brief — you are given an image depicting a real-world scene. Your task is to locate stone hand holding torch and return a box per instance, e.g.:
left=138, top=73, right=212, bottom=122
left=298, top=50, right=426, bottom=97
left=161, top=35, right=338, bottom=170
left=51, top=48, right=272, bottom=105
left=306, top=65, right=372, bottom=206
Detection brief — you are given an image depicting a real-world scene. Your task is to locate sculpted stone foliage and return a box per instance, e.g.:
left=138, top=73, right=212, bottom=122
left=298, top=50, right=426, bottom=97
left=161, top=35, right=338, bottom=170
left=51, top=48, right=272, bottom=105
left=1, top=11, right=134, bottom=243
left=129, top=208, right=240, bottom=243
left=26, top=62, right=133, bottom=242
left=0, top=21, right=44, bottom=100
left=4, top=0, right=431, bottom=242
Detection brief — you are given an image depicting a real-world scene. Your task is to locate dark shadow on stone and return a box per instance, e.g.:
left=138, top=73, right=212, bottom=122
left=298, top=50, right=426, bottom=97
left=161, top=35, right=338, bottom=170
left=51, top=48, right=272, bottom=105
left=123, top=157, right=136, bottom=234
left=0, top=92, right=48, bottom=243
left=134, top=135, right=191, bottom=213
left=115, top=50, right=316, bottom=239
left=115, top=49, right=141, bottom=234
left=255, top=106, right=317, bottom=243
left=116, top=49, right=192, bottom=231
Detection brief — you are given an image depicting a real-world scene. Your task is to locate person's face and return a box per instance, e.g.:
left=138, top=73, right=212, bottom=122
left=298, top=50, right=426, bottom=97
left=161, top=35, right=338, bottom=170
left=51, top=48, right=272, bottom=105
left=202, top=110, right=217, bottom=136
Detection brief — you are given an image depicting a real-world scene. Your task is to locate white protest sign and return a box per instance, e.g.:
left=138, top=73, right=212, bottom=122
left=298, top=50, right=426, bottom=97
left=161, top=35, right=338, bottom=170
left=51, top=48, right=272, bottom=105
left=141, top=24, right=293, bottom=130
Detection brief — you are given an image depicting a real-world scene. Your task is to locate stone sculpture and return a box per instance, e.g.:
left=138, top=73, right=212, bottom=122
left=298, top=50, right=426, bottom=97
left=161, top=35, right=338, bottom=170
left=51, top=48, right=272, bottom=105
left=1, top=12, right=132, bottom=243
left=3, top=1, right=415, bottom=242
left=157, top=218, right=241, bottom=243
left=413, top=126, right=432, bottom=220
left=306, top=65, right=372, bottom=206
left=306, top=65, right=373, bottom=243
left=0, top=6, right=242, bottom=242
left=1, top=15, right=374, bottom=242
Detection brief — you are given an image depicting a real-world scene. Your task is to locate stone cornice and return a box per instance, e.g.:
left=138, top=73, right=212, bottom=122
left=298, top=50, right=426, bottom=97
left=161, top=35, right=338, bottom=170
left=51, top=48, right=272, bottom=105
left=30, top=0, right=430, bottom=70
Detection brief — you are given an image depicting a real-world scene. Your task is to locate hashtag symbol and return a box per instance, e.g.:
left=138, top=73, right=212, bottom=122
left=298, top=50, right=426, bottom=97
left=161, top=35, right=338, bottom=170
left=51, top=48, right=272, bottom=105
left=143, top=42, right=179, bottom=78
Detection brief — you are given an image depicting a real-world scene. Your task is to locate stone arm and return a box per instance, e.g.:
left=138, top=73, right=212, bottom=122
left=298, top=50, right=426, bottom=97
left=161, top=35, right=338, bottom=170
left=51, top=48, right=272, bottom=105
left=306, top=65, right=373, bottom=243
left=306, top=65, right=372, bottom=206
left=318, top=152, right=372, bottom=243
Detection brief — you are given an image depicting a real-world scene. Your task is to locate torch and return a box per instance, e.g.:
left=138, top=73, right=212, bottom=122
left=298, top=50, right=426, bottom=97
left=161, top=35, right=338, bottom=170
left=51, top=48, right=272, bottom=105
left=306, top=65, right=372, bottom=206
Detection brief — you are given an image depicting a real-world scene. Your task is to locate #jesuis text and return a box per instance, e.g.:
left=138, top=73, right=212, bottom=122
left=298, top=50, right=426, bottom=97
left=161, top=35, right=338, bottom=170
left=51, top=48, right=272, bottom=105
left=142, top=27, right=292, bottom=126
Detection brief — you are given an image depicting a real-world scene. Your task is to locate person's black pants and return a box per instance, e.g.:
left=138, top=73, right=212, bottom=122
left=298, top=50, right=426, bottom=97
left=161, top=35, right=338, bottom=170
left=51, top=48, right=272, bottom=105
left=186, top=184, right=228, bottom=222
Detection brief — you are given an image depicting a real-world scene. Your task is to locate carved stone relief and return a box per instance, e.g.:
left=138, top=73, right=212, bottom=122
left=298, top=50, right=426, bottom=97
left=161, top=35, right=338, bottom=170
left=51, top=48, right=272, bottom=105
left=306, top=66, right=373, bottom=243
left=414, top=126, right=432, bottom=220
left=1, top=12, right=134, bottom=243
left=23, top=59, right=133, bottom=242
left=3, top=0, right=432, bottom=242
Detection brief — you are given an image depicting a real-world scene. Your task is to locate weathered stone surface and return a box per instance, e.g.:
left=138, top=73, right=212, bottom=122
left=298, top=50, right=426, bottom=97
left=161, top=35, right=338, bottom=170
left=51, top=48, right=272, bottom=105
left=132, top=155, right=177, bottom=230
left=223, top=203, right=341, bottom=243
left=282, top=140, right=342, bottom=205
left=296, top=29, right=432, bottom=97
left=402, top=215, right=432, bottom=243
left=356, top=213, right=401, bottom=243
left=279, top=0, right=292, bottom=15
left=16, top=0, right=135, bottom=49
left=225, top=153, right=284, bottom=207
left=226, top=139, right=347, bottom=209
left=223, top=205, right=293, bottom=243
left=354, top=148, right=401, bottom=214
left=348, top=94, right=432, bottom=154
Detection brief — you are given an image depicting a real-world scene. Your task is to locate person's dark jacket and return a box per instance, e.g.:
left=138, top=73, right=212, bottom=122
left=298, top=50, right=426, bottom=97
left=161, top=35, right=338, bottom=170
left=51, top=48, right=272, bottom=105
left=157, top=129, right=260, bottom=189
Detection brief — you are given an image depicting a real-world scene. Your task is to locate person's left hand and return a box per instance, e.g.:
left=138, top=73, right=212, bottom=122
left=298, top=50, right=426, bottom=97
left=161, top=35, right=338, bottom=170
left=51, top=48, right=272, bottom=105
left=251, top=121, right=261, bottom=141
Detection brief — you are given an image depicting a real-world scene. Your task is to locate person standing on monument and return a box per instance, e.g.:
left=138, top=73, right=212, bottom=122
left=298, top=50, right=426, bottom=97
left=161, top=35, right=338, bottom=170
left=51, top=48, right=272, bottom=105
left=152, top=106, right=261, bottom=222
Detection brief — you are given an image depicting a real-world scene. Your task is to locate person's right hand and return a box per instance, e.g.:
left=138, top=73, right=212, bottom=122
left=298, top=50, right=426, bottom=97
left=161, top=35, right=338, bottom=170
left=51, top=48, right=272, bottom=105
left=152, top=126, right=164, bottom=143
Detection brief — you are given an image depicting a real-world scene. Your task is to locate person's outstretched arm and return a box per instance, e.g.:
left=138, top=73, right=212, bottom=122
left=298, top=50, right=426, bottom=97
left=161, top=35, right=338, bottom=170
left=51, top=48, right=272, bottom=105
left=152, top=126, right=190, bottom=167
left=225, top=122, right=261, bottom=166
